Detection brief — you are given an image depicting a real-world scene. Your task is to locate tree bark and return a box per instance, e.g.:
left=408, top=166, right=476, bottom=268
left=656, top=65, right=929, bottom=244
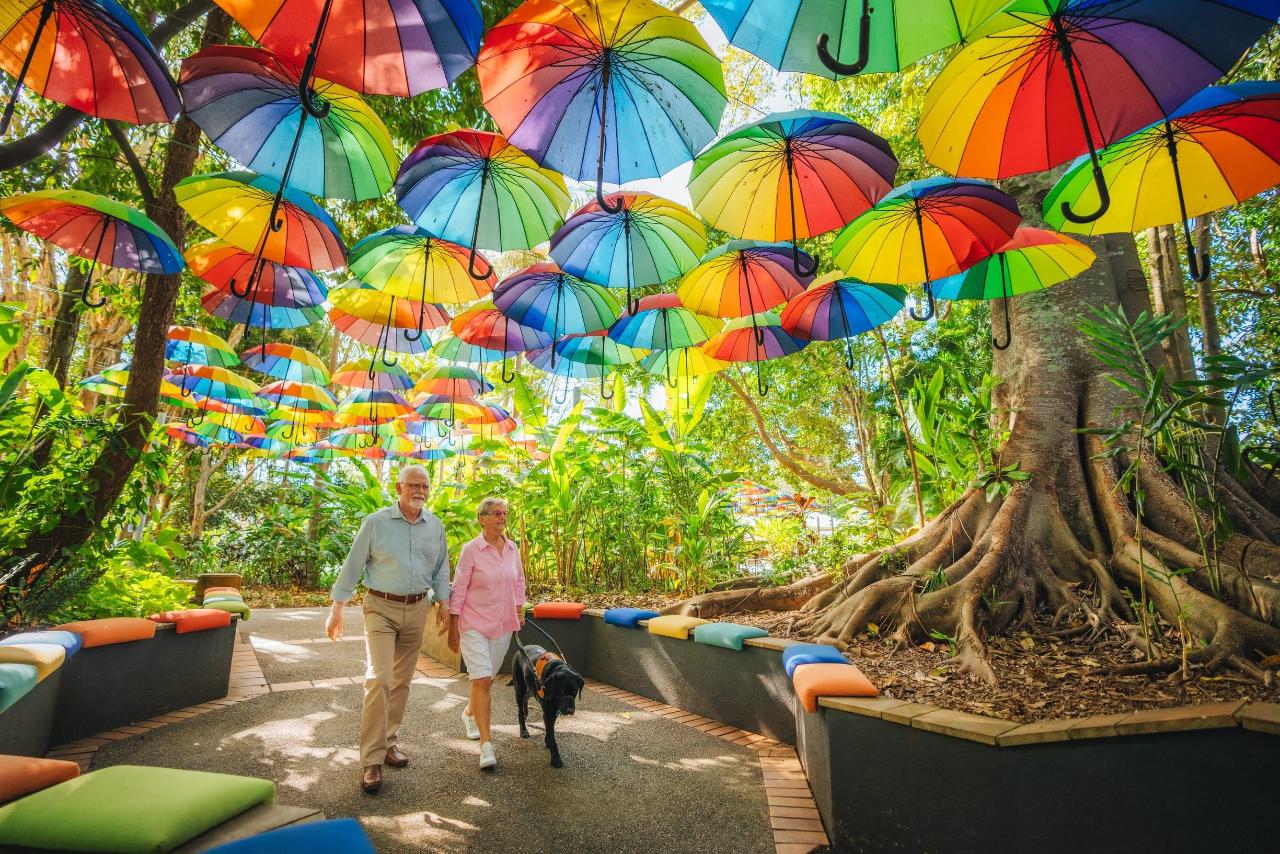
left=43, top=266, right=85, bottom=390
left=1146, top=225, right=1195, bottom=382
left=1194, top=216, right=1226, bottom=426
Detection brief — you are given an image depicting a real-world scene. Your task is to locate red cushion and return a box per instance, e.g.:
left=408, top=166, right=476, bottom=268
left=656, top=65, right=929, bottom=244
left=531, top=602, right=586, bottom=620
left=148, top=609, right=233, bottom=634
left=791, top=662, right=878, bottom=713
left=0, top=755, right=79, bottom=803
left=52, top=617, right=156, bottom=648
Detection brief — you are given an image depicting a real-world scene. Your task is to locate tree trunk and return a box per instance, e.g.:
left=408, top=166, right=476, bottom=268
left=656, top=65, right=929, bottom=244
left=44, top=267, right=85, bottom=390
left=1145, top=225, right=1195, bottom=382
left=1194, top=216, right=1226, bottom=426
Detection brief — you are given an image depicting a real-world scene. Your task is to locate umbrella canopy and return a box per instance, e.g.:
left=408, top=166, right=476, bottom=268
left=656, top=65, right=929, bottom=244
left=240, top=343, right=330, bottom=385
left=932, top=227, right=1095, bottom=348
left=414, top=365, right=493, bottom=397
left=0, top=189, right=182, bottom=307
left=333, top=357, right=415, bottom=391
left=430, top=335, right=506, bottom=365
left=165, top=326, right=240, bottom=368
left=677, top=240, right=814, bottom=320
left=166, top=364, right=260, bottom=399
left=415, top=395, right=488, bottom=424
left=451, top=302, right=552, bottom=353
left=641, top=346, right=727, bottom=386
left=1043, top=82, right=1280, bottom=280
left=550, top=192, right=707, bottom=307
left=0, top=0, right=180, bottom=133
left=203, top=410, right=268, bottom=438
left=477, top=0, right=726, bottom=208
left=528, top=329, right=643, bottom=399
left=335, top=388, right=415, bottom=427
left=492, top=264, right=622, bottom=351
left=780, top=274, right=906, bottom=367
left=328, top=282, right=451, bottom=358
left=608, top=293, right=719, bottom=351
left=702, top=310, right=808, bottom=395
left=323, top=426, right=417, bottom=456
left=202, top=289, right=326, bottom=329
left=166, top=424, right=215, bottom=449
left=186, top=239, right=328, bottom=310
left=395, top=129, right=570, bottom=277
left=689, top=110, right=897, bottom=273
left=258, top=380, right=337, bottom=412
left=918, top=0, right=1280, bottom=224
left=179, top=45, right=398, bottom=202
left=830, top=177, right=1021, bottom=320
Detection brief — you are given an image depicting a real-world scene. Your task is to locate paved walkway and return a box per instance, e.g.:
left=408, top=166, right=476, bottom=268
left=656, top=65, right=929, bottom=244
left=53, top=608, right=829, bottom=853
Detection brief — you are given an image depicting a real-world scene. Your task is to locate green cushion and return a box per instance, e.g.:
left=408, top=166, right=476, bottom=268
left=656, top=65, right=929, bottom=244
left=0, top=662, right=38, bottom=713
left=0, top=764, right=274, bottom=853
left=203, top=599, right=251, bottom=621
left=692, top=622, right=770, bottom=651
left=201, top=594, right=243, bottom=604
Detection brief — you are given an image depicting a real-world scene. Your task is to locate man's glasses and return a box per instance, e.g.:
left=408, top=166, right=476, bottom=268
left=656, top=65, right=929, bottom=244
left=402, top=483, right=430, bottom=492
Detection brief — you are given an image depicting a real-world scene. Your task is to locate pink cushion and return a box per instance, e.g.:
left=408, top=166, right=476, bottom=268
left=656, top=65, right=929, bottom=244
left=531, top=602, right=586, bottom=620
left=148, top=609, right=233, bottom=634
left=52, top=618, right=156, bottom=648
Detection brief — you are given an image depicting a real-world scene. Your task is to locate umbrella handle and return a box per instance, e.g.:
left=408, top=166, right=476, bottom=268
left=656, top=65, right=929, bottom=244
left=436, top=421, right=449, bottom=439
left=1060, top=163, right=1111, bottom=224
left=467, top=244, right=491, bottom=281
left=467, top=170, right=493, bottom=280
left=792, top=245, right=819, bottom=278
left=0, top=0, right=53, bottom=136
left=403, top=302, right=427, bottom=342
left=595, top=60, right=624, bottom=214
left=600, top=371, right=614, bottom=401
left=1187, top=238, right=1211, bottom=283
left=1054, top=25, right=1110, bottom=224
left=908, top=284, right=936, bottom=322
left=79, top=221, right=110, bottom=308
left=815, top=0, right=872, bottom=76
left=501, top=357, right=517, bottom=384
left=844, top=337, right=856, bottom=371
left=755, top=360, right=770, bottom=397
left=297, top=0, right=336, bottom=119
left=992, top=253, right=1012, bottom=350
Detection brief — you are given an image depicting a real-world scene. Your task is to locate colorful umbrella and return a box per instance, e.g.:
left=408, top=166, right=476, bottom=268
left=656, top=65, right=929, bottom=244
left=529, top=329, right=643, bottom=399
left=203, top=410, right=268, bottom=438
left=0, top=0, right=180, bottom=134
left=323, top=426, right=417, bottom=457
left=779, top=274, right=906, bottom=367
left=240, top=343, right=330, bottom=385
left=932, top=227, right=1095, bottom=349
left=702, top=310, right=808, bottom=395
left=492, top=264, right=622, bottom=364
left=414, top=365, right=494, bottom=397
left=1043, top=82, right=1280, bottom=280
left=830, top=177, right=1021, bottom=320
left=677, top=240, right=815, bottom=321
left=395, top=129, right=570, bottom=278
left=918, top=0, right=1280, bottom=224
left=688, top=110, right=897, bottom=273
left=414, top=394, right=488, bottom=428
left=0, top=189, right=182, bottom=307
left=333, top=357, right=415, bottom=391
left=328, top=282, right=451, bottom=361
left=430, top=335, right=506, bottom=366
left=78, top=370, right=126, bottom=396
left=550, top=192, right=707, bottom=309
left=335, top=390, right=415, bottom=446
left=258, top=380, right=337, bottom=413
left=201, top=289, right=327, bottom=330
left=166, top=424, right=215, bottom=449
left=450, top=302, right=552, bottom=382
left=477, top=0, right=726, bottom=209
left=179, top=45, right=398, bottom=202
left=165, top=326, right=240, bottom=368
left=165, top=364, right=261, bottom=400
left=186, top=239, right=328, bottom=310
left=640, top=346, right=727, bottom=387
left=608, top=293, right=719, bottom=351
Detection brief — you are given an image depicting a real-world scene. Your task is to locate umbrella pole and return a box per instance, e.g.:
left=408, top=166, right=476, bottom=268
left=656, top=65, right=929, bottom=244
left=0, top=0, right=54, bottom=136
left=816, top=0, right=872, bottom=76
left=784, top=140, right=818, bottom=277
left=594, top=59, right=623, bottom=214
left=831, top=282, right=857, bottom=370
left=907, top=204, right=936, bottom=321
left=466, top=164, right=492, bottom=280
left=624, top=214, right=636, bottom=313
left=79, top=219, right=110, bottom=308
left=1163, top=120, right=1210, bottom=282
left=1053, top=18, right=1111, bottom=224
left=265, top=106, right=312, bottom=235
left=992, top=253, right=1012, bottom=351
left=297, top=0, right=336, bottom=119
left=405, top=248, right=431, bottom=342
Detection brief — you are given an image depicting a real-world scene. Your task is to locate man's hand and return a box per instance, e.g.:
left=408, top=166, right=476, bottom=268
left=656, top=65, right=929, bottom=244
left=325, top=602, right=345, bottom=641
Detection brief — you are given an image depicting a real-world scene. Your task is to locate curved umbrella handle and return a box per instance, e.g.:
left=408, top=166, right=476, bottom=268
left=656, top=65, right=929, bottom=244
left=501, top=357, right=517, bottom=384
left=80, top=260, right=107, bottom=309
left=1187, top=244, right=1211, bottom=283
left=189, top=410, right=205, bottom=427
left=755, top=360, right=770, bottom=397
left=594, top=61, right=624, bottom=215
left=596, top=179, right=623, bottom=214
left=792, top=245, right=819, bottom=278
left=844, top=337, right=856, bottom=371
left=436, top=421, right=449, bottom=439
left=380, top=349, right=398, bottom=369
left=297, top=0, right=335, bottom=119
left=553, top=382, right=571, bottom=406
left=992, top=299, right=1012, bottom=351
left=908, top=284, right=936, bottom=322
left=815, top=0, right=872, bottom=76
left=0, top=0, right=53, bottom=137
left=467, top=243, right=491, bottom=281
left=600, top=371, right=615, bottom=401
left=1060, top=163, right=1111, bottom=224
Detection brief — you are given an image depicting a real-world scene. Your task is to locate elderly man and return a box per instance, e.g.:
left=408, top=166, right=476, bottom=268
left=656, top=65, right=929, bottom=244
left=327, top=464, right=451, bottom=794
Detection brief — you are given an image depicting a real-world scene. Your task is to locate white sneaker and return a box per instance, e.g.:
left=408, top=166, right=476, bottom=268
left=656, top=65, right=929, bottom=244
left=479, top=741, right=497, bottom=770
left=462, top=710, right=480, bottom=740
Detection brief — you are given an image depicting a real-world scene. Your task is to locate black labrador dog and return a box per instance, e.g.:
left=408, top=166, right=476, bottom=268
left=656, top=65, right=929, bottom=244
left=512, top=643, right=584, bottom=768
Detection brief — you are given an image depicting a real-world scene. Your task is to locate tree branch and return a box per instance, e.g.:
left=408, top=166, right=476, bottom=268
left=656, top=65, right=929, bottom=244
left=204, top=460, right=257, bottom=520
left=105, top=121, right=155, bottom=209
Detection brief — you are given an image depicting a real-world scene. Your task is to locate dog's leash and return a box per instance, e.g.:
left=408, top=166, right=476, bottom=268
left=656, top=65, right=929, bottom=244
left=512, top=614, right=571, bottom=699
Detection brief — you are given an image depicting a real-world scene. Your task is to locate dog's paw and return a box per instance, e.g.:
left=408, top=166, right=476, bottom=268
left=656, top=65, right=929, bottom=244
left=519, top=729, right=530, bottom=739
left=550, top=756, right=563, bottom=769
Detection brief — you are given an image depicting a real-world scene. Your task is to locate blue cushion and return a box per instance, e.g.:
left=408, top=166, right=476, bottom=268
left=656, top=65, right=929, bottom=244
left=781, top=643, right=847, bottom=677
left=0, top=662, right=38, bottom=713
left=0, top=630, right=83, bottom=659
left=602, top=608, right=660, bottom=628
left=206, top=818, right=375, bottom=853
left=693, top=622, right=770, bottom=651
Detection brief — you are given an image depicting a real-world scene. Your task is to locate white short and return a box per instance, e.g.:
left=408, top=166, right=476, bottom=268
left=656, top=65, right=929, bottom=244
left=460, top=629, right=512, bottom=679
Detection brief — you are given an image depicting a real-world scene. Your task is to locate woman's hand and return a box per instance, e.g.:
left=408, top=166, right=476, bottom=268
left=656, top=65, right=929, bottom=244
left=447, top=615, right=460, bottom=654
left=517, top=608, right=526, bottom=629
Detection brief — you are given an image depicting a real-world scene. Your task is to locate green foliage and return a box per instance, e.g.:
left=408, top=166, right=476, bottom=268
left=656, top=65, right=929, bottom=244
left=51, top=528, right=192, bottom=622
left=908, top=368, right=1006, bottom=507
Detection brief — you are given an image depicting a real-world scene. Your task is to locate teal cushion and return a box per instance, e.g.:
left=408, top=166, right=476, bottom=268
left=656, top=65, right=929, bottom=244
left=0, top=764, right=274, bottom=853
left=203, top=599, right=251, bottom=621
left=693, top=622, right=770, bottom=651
left=0, top=662, right=38, bottom=713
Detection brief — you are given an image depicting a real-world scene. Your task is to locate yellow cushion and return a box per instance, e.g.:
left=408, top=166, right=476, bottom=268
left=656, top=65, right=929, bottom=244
left=0, top=643, right=65, bottom=682
left=646, top=614, right=709, bottom=640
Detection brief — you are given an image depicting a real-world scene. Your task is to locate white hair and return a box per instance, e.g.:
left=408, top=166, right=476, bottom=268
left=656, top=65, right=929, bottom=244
left=397, top=464, right=430, bottom=484
left=476, top=496, right=508, bottom=520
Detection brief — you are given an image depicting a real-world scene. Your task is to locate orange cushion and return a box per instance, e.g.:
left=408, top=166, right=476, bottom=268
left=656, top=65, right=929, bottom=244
left=0, top=755, right=79, bottom=803
left=530, top=602, right=586, bottom=620
left=148, top=609, right=233, bottom=634
left=203, top=586, right=240, bottom=596
left=791, top=662, right=878, bottom=713
left=52, top=617, right=156, bottom=648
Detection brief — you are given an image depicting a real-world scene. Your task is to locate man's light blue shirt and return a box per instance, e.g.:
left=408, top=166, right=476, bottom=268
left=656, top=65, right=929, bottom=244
left=331, top=503, right=452, bottom=604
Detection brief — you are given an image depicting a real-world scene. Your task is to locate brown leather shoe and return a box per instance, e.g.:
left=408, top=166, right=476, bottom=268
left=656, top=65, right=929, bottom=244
left=385, top=746, right=409, bottom=768
left=361, top=765, right=382, bottom=793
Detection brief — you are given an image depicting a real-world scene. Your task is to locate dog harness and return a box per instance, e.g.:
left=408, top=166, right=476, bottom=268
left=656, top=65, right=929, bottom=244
left=533, top=651, right=561, bottom=699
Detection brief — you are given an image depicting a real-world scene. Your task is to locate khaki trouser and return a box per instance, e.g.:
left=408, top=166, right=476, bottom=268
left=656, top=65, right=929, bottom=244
left=360, top=593, right=430, bottom=768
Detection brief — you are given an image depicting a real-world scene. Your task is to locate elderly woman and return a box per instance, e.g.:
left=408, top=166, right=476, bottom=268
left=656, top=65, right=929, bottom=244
left=447, top=496, right=525, bottom=769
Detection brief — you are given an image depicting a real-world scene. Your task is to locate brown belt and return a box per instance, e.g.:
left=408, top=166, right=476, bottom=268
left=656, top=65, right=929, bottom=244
left=366, top=588, right=430, bottom=605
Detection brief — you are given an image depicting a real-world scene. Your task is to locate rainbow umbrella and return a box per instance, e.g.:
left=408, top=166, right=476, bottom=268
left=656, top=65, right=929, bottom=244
left=492, top=264, right=622, bottom=364
left=333, top=357, right=415, bottom=391
left=335, top=389, right=415, bottom=446
left=918, top=0, right=1280, bottom=224
left=258, top=380, right=337, bottom=413
left=528, top=330, right=643, bottom=399
left=932, top=227, right=1095, bottom=349
left=395, top=129, right=570, bottom=278
left=450, top=302, right=552, bottom=382
left=202, top=289, right=327, bottom=330
left=166, top=424, right=215, bottom=449
left=677, top=240, right=815, bottom=322
left=461, top=403, right=517, bottom=426
left=779, top=274, right=906, bottom=368
left=0, top=0, right=179, bottom=134
left=322, top=426, right=417, bottom=457
left=608, top=293, right=718, bottom=352
left=689, top=110, right=897, bottom=273
left=78, top=370, right=126, bottom=396
left=328, top=282, right=451, bottom=360
left=1043, top=82, right=1280, bottom=281
left=414, top=365, right=493, bottom=398
left=830, top=177, right=1021, bottom=321
left=264, top=420, right=321, bottom=446
left=477, top=0, right=726, bottom=210
left=186, top=239, right=328, bottom=321
left=165, top=364, right=260, bottom=401
left=640, top=346, right=727, bottom=388
left=240, top=342, right=330, bottom=385
left=430, top=335, right=506, bottom=366
left=204, top=410, right=268, bottom=439
left=0, top=189, right=182, bottom=307
left=415, top=394, right=488, bottom=428
left=179, top=45, right=398, bottom=202
left=702, top=310, right=808, bottom=395
left=550, top=192, right=707, bottom=309
left=165, top=326, right=239, bottom=368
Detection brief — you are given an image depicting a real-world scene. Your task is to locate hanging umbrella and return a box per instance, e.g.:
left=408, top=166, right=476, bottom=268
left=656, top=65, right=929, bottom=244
left=430, top=335, right=506, bottom=366
left=414, top=365, right=494, bottom=398
left=476, top=0, right=726, bottom=210
left=492, top=264, right=622, bottom=365
left=701, top=310, right=808, bottom=395
left=677, top=240, right=815, bottom=322
left=450, top=301, right=552, bottom=382
left=689, top=110, right=897, bottom=274
left=779, top=274, right=906, bottom=368
left=348, top=225, right=494, bottom=338
left=550, top=192, right=707, bottom=309
left=918, top=0, right=1280, bottom=224
left=0, top=189, right=182, bottom=307
left=186, top=238, right=328, bottom=312
left=179, top=45, right=398, bottom=202
left=932, top=227, right=1095, bottom=349
left=830, top=177, right=1021, bottom=321
left=0, top=0, right=180, bottom=134
left=203, top=410, right=268, bottom=439
left=697, top=0, right=1007, bottom=79
left=333, top=357, right=415, bottom=392
left=395, top=129, right=570, bottom=278
left=640, top=346, right=727, bottom=387
left=78, top=371, right=126, bottom=396
left=258, top=380, right=337, bottom=413
left=415, top=394, right=489, bottom=428
left=1043, top=81, right=1280, bottom=281
left=202, top=289, right=327, bottom=330
left=461, top=403, right=517, bottom=427
left=164, top=326, right=240, bottom=368
left=166, top=424, right=216, bottom=449
left=240, top=342, right=330, bottom=385
left=528, top=330, right=644, bottom=399
left=165, top=364, right=260, bottom=401
left=263, top=419, right=321, bottom=446
left=608, top=293, right=718, bottom=352
left=335, top=389, right=415, bottom=447
left=322, top=426, right=417, bottom=458
left=328, top=282, right=451, bottom=361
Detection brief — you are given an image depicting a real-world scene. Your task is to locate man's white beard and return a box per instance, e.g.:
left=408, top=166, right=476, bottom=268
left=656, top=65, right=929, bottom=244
left=405, top=496, right=426, bottom=510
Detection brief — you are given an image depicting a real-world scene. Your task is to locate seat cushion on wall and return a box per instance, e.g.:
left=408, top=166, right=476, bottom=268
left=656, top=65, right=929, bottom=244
left=53, top=618, right=157, bottom=648
left=0, top=643, right=65, bottom=682
left=201, top=594, right=244, bottom=604
left=602, top=608, right=660, bottom=628
left=531, top=602, right=586, bottom=620
left=0, top=764, right=275, bottom=853
left=0, top=754, right=79, bottom=803
left=203, top=599, right=251, bottom=621
left=692, top=622, right=770, bottom=651
left=205, top=818, right=376, bottom=854
left=791, top=662, right=878, bottom=713
left=148, top=609, right=234, bottom=634
left=0, top=630, right=83, bottom=659
left=0, top=664, right=38, bottom=714
left=202, top=586, right=241, bottom=596
left=781, top=643, right=847, bottom=677
left=646, top=614, right=709, bottom=640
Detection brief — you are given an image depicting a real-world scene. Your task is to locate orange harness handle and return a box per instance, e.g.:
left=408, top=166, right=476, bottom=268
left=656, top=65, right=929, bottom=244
left=533, top=651, right=561, bottom=699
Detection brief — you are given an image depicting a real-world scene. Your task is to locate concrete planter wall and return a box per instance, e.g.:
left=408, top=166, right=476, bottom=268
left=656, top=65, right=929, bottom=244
left=0, top=670, right=61, bottom=757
